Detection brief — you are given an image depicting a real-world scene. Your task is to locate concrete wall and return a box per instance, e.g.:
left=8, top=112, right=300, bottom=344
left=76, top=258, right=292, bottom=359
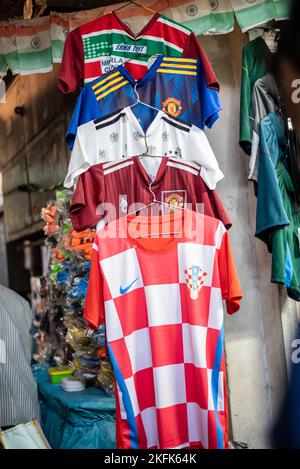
left=202, top=27, right=299, bottom=448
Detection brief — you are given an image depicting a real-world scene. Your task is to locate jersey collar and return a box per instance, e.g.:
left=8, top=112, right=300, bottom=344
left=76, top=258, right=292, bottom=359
left=124, top=107, right=164, bottom=136
left=118, top=55, right=164, bottom=87
left=133, top=155, right=168, bottom=188
left=112, top=11, right=161, bottom=39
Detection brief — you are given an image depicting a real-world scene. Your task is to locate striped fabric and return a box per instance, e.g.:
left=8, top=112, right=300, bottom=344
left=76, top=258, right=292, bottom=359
left=0, top=286, right=40, bottom=427
left=0, top=16, right=52, bottom=77
left=0, top=0, right=292, bottom=78
left=158, top=57, right=197, bottom=76
left=69, top=156, right=232, bottom=231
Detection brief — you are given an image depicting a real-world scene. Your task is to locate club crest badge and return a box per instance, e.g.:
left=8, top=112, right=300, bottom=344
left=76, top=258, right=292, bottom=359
left=164, top=193, right=184, bottom=212
left=185, top=266, right=207, bottom=300
left=162, top=98, right=183, bottom=117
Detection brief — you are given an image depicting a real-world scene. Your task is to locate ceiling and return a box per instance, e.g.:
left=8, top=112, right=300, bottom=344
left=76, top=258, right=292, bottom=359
left=0, top=0, right=24, bottom=20
left=0, top=0, right=124, bottom=21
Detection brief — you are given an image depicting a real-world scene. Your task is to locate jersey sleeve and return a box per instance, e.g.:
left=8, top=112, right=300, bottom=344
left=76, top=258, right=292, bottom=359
left=65, top=85, right=101, bottom=150
left=58, top=28, right=84, bottom=94
left=197, top=60, right=222, bottom=129
left=84, top=241, right=105, bottom=329
left=70, top=166, right=105, bottom=231
left=64, top=121, right=99, bottom=188
left=189, top=125, right=224, bottom=189
left=217, top=227, right=243, bottom=314
left=183, top=32, right=219, bottom=91
left=197, top=178, right=232, bottom=230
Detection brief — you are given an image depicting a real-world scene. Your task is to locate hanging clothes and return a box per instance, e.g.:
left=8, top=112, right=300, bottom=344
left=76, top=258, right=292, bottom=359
left=58, top=12, right=219, bottom=94
left=249, top=73, right=281, bottom=181
left=64, top=107, right=224, bottom=191
left=239, top=37, right=271, bottom=155
left=287, top=126, right=300, bottom=206
left=271, top=163, right=300, bottom=301
left=256, top=112, right=300, bottom=301
left=69, top=156, right=231, bottom=232
left=256, top=112, right=289, bottom=246
left=84, top=210, right=243, bottom=449
left=65, top=56, right=221, bottom=149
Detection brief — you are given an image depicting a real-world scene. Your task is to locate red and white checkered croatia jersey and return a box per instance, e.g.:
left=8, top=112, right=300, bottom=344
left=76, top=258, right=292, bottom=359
left=84, top=210, right=242, bottom=450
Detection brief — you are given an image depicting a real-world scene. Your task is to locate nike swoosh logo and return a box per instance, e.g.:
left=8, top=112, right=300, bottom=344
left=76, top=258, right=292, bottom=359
left=120, top=278, right=139, bottom=295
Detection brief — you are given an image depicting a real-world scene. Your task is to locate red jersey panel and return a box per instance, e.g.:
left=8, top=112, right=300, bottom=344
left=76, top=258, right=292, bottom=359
left=70, top=157, right=231, bottom=232
left=58, top=12, right=219, bottom=93
left=84, top=210, right=243, bottom=449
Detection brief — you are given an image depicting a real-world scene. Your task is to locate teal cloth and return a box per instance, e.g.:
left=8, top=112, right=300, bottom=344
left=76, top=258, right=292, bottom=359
left=33, top=365, right=116, bottom=449
left=256, top=112, right=290, bottom=248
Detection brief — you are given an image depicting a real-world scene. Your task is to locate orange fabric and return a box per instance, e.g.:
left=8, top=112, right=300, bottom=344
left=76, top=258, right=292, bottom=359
left=218, top=232, right=243, bottom=315
left=84, top=247, right=105, bottom=330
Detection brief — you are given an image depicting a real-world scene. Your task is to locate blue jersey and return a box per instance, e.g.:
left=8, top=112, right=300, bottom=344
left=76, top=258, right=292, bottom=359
left=66, top=56, right=221, bottom=149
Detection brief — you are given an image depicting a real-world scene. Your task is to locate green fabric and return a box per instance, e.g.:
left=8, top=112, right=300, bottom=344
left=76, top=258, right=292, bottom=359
left=233, top=0, right=292, bottom=32
left=271, top=163, right=300, bottom=301
left=239, top=37, right=270, bottom=155
left=0, top=1, right=293, bottom=79
left=183, top=12, right=235, bottom=35
left=256, top=112, right=289, bottom=245
left=17, top=48, right=52, bottom=74
left=255, top=112, right=300, bottom=301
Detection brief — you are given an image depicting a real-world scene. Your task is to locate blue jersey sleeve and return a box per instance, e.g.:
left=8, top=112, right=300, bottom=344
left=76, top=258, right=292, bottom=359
left=197, top=60, right=222, bottom=129
left=65, top=84, right=101, bottom=150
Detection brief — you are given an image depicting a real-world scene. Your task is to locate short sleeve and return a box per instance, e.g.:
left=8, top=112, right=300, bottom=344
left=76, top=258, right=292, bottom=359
left=64, top=121, right=99, bottom=188
left=183, top=32, right=219, bottom=91
left=217, top=228, right=243, bottom=314
left=84, top=241, right=105, bottom=329
left=70, top=166, right=105, bottom=231
left=189, top=125, right=224, bottom=189
left=197, top=60, right=222, bottom=129
left=58, top=28, right=84, bottom=94
left=65, top=85, right=101, bottom=150
left=197, top=178, right=232, bottom=230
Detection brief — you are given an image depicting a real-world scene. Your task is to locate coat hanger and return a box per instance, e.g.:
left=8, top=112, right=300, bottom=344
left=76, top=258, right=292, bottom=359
left=129, top=78, right=170, bottom=159
left=127, top=180, right=186, bottom=237
left=113, top=1, right=156, bottom=15
left=114, top=2, right=158, bottom=74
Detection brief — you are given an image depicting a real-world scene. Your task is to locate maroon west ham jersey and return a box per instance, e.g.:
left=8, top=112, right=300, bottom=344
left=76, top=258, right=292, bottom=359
left=70, top=157, right=231, bottom=231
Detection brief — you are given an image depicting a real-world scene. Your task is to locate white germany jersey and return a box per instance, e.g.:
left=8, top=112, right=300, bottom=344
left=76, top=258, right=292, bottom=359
left=64, top=107, right=224, bottom=190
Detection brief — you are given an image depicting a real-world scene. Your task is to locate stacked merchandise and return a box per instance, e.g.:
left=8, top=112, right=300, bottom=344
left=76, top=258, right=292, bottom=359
left=34, top=191, right=114, bottom=394
left=58, top=4, right=243, bottom=450
left=240, top=30, right=300, bottom=301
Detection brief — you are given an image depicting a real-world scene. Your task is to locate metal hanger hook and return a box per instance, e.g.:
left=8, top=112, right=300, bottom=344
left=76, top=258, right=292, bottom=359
left=148, top=181, right=158, bottom=204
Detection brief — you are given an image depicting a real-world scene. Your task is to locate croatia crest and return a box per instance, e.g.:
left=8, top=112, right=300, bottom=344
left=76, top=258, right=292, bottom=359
left=185, top=266, right=207, bottom=300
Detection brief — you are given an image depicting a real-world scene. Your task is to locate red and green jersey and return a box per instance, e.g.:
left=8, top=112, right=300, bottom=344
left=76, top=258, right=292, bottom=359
left=58, top=12, right=219, bottom=93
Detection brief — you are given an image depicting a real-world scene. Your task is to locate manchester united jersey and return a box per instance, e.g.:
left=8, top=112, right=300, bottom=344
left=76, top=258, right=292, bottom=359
left=64, top=107, right=224, bottom=190
left=66, top=56, right=222, bottom=149
left=84, top=210, right=243, bottom=449
left=58, top=12, right=219, bottom=93
left=69, top=157, right=231, bottom=232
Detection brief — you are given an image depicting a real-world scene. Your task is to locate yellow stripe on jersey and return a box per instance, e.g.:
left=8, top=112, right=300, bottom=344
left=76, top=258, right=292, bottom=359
left=159, top=63, right=197, bottom=70
left=162, top=57, right=197, bottom=64
left=94, top=75, right=125, bottom=96
left=92, top=71, right=121, bottom=90
left=96, top=80, right=129, bottom=100
left=157, top=68, right=197, bottom=76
